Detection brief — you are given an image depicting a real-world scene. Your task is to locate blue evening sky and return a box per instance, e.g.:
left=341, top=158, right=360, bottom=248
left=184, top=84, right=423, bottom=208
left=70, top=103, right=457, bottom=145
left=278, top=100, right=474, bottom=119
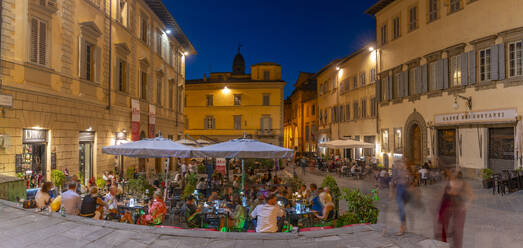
left=165, top=0, right=376, bottom=98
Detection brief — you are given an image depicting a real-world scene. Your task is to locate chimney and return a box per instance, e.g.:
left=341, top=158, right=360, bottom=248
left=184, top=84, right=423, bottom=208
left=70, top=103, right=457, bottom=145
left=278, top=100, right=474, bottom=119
left=203, top=73, right=207, bottom=82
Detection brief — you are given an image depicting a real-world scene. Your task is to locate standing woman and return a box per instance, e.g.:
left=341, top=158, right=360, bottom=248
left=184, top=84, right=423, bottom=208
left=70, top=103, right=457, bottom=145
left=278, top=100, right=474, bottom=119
left=437, top=170, right=473, bottom=248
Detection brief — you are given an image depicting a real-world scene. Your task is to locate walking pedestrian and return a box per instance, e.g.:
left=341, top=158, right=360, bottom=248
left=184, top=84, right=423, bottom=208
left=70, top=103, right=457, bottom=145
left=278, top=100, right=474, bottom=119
left=392, top=159, right=410, bottom=235
left=436, top=169, right=473, bottom=248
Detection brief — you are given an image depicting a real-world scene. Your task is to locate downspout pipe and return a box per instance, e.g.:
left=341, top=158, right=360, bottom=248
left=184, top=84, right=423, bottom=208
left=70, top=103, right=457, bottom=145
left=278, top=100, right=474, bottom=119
left=106, top=0, right=112, bottom=110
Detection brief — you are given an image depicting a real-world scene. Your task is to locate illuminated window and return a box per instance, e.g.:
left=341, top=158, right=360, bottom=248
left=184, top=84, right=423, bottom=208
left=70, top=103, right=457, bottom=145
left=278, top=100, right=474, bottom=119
left=479, top=48, right=491, bottom=81
left=450, top=55, right=462, bottom=87
left=509, top=41, right=522, bottom=77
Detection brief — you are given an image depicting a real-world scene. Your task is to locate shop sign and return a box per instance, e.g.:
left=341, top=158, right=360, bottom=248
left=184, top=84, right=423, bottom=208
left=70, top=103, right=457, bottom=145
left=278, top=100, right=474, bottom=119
left=148, top=104, right=156, bottom=138
left=435, top=109, right=517, bottom=125
left=215, top=158, right=226, bottom=175
left=23, top=129, right=47, bottom=143
left=0, top=94, right=13, bottom=108
left=79, top=132, right=95, bottom=142
left=131, top=99, right=140, bottom=141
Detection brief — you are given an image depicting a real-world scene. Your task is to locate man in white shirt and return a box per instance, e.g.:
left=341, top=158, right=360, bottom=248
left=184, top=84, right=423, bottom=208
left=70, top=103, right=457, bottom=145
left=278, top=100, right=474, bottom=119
left=180, top=160, right=187, bottom=177
left=250, top=193, right=284, bottom=233
left=61, top=183, right=81, bottom=215
left=419, top=167, right=429, bottom=185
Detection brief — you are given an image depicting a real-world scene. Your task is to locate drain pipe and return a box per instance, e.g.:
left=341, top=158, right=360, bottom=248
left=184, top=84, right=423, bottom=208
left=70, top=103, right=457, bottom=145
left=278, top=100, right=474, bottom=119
left=106, top=0, right=112, bottom=110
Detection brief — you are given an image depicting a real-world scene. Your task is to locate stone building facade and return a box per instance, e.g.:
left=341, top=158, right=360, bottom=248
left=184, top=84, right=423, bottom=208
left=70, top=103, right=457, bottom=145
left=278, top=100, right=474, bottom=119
left=0, top=0, right=194, bottom=183
left=367, top=0, right=523, bottom=176
left=315, top=46, right=378, bottom=159
left=184, top=50, right=285, bottom=145
left=283, top=72, right=317, bottom=156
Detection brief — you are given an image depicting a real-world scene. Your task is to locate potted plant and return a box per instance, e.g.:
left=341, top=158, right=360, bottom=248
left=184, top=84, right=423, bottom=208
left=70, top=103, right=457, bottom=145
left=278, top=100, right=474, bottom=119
left=340, top=188, right=379, bottom=225
left=51, top=169, right=66, bottom=193
left=321, top=175, right=341, bottom=218
left=481, top=168, right=493, bottom=189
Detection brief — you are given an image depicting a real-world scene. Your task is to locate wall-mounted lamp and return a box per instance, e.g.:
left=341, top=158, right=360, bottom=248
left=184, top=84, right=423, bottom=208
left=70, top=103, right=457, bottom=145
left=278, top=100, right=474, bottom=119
left=335, top=65, right=340, bottom=71
left=165, top=29, right=172, bottom=34
left=368, top=46, right=375, bottom=52
left=222, top=86, right=230, bottom=94
left=183, top=51, right=189, bottom=56
left=453, top=95, right=472, bottom=110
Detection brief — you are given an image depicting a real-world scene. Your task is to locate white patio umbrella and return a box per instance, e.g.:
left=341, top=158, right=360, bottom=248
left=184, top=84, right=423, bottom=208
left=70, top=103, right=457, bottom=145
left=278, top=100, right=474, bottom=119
left=193, top=138, right=294, bottom=190
left=103, top=137, right=193, bottom=158
left=175, top=138, right=197, bottom=146
left=102, top=137, right=193, bottom=200
left=318, top=139, right=375, bottom=149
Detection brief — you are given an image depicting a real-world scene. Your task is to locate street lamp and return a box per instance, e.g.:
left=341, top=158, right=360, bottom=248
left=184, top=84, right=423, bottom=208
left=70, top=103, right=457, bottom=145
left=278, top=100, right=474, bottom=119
left=453, top=95, right=472, bottom=110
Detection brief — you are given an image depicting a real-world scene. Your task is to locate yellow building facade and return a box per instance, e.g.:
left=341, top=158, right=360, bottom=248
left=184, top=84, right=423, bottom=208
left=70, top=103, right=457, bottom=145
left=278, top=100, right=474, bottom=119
left=283, top=72, right=317, bottom=155
left=316, top=47, right=378, bottom=159
left=0, top=0, right=194, bottom=182
left=367, top=0, right=523, bottom=176
left=185, top=51, right=285, bottom=145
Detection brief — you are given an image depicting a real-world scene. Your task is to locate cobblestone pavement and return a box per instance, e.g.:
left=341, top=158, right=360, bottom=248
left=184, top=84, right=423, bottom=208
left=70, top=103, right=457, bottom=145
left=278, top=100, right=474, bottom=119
left=283, top=167, right=523, bottom=248
left=0, top=200, right=447, bottom=248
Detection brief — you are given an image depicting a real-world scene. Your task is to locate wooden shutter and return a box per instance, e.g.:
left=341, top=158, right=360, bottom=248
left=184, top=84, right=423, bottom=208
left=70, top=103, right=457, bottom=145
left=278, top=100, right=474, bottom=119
left=204, top=118, right=207, bottom=129
left=115, top=57, right=120, bottom=90
left=402, top=70, right=409, bottom=96
left=398, top=73, right=404, bottom=97
left=212, top=117, right=216, bottom=129
left=39, top=21, right=47, bottom=65
left=460, top=53, right=468, bottom=86
left=30, top=18, right=38, bottom=63
left=125, top=62, right=130, bottom=92
left=468, top=51, right=476, bottom=84
left=387, top=76, right=392, bottom=100
left=498, top=43, right=505, bottom=80
left=79, top=36, right=86, bottom=78
left=436, top=59, right=444, bottom=90
left=94, top=46, right=101, bottom=83
left=491, top=45, right=499, bottom=80
left=421, top=64, right=428, bottom=93
left=443, top=58, right=449, bottom=89
left=376, top=79, right=381, bottom=103
left=415, top=66, right=422, bottom=94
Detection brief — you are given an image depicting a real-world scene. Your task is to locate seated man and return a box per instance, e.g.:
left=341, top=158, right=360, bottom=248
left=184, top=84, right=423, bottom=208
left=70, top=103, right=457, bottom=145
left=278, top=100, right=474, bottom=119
left=104, top=185, right=131, bottom=223
left=250, top=193, right=284, bottom=233
left=80, top=186, right=105, bottom=219
left=182, top=196, right=201, bottom=228
left=61, top=182, right=81, bottom=215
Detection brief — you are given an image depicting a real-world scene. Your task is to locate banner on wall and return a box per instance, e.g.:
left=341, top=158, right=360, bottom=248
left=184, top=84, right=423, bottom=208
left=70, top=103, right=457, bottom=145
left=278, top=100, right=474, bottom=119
left=215, top=158, right=226, bottom=175
left=131, top=99, right=140, bottom=141
left=148, top=104, right=156, bottom=138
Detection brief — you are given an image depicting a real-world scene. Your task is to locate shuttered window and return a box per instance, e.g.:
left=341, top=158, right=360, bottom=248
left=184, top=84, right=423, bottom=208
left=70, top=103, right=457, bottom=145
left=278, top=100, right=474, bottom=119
left=263, top=94, right=270, bottom=106
left=206, top=95, right=213, bottom=106
left=157, top=79, right=162, bottom=106
left=118, top=59, right=128, bottom=92
left=429, top=0, right=439, bottom=22
left=370, top=98, right=377, bottom=117
left=392, top=17, right=400, bottom=40
left=140, top=71, right=147, bottom=100
left=169, top=80, right=174, bottom=109
left=479, top=48, right=491, bottom=81
left=360, top=72, right=366, bottom=86
left=409, top=67, right=417, bottom=95
left=370, top=68, right=376, bottom=82
left=205, top=116, right=215, bottom=129
left=361, top=99, right=367, bottom=119
left=30, top=18, right=48, bottom=66
left=409, top=6, right=418, bottom=31
left=429, top=62, right=438, bottom=90
left=353, top=102, right=359, bottom=120
left=393, top=73, right=401, bottom=98
left=450, top=55, right=462, bottom=87
left=345, top=104, right=350, bottom=121
left=234, top=115, right=242, bottom=130
left=380, top=24, right=387, bottom=45
left=85, top=42, right=95, bottom=81
left=508, top=41, right=522, bottom=78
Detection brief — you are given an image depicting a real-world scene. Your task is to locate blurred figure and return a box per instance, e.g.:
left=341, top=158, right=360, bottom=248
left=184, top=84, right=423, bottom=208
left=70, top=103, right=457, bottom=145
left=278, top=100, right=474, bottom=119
left=436, top=170, right=473, bottom=248
left=392, top=159, right=410, bottom=235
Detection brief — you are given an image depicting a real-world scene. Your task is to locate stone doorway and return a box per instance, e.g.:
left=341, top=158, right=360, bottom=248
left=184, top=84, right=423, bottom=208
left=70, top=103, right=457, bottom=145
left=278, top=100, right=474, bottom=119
left=404, top=110, right=427, bottom=168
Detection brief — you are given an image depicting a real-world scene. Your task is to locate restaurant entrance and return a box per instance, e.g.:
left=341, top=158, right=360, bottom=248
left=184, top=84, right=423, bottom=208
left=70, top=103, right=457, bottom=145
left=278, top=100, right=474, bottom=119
left=22, top=129, right=48, bottom=178
left=488, top=127, right=514, bottom=172
left=79, top=132, right=95, bottom=185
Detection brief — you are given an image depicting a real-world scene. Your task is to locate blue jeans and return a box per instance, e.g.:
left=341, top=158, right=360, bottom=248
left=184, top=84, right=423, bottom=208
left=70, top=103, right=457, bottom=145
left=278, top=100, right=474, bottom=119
left=396, top=183, right=407, bottom=224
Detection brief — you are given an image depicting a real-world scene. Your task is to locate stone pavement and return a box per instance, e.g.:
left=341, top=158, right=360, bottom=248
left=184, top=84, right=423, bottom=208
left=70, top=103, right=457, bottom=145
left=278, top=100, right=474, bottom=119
left=284, top=167, right=523, bottom=248
left=0, top=199, right=447, bottom=248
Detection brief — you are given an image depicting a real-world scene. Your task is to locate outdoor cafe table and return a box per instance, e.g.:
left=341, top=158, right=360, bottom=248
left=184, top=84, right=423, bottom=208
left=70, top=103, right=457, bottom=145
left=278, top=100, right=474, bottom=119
left=199, top=203, right=230, bottom=229
left=118, top=202, right=148, bottom=224
left=285, top=207, right=314, bottom=228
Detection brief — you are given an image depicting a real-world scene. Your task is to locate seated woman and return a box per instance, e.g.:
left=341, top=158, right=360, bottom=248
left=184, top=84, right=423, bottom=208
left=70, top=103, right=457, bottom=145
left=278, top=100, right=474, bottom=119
left=138, top=191, right=167, bottom=225
left=183, top=196, right=201, bottom=228
left=80, top=186, right=105, bottom=219
left=220, top=194, right=246, bottom=231
left=313, top=192, right=334, bottom=221
left=35, top=181, right=53, bottom=209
